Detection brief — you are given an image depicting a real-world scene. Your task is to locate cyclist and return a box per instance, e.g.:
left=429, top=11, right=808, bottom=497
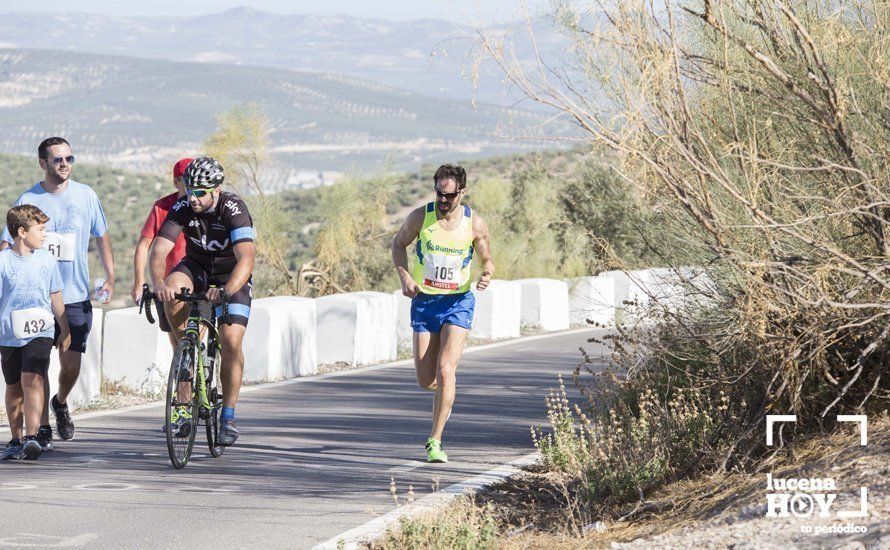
left=149, top=157, right=255, bottom=446
left=0, top=137, right=115, bottom=449
left=391, top=164, right=494, bottom=463
left=131, top=157, right=192, bottom=346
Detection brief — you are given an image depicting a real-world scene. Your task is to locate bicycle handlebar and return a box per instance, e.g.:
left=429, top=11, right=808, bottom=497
left=139, top=285, right=233, bottom=326
left=139, top=284, right=156, bottom=324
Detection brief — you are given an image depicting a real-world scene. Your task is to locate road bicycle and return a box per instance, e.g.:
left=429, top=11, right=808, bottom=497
left=140, top=284, right=231, bottom=469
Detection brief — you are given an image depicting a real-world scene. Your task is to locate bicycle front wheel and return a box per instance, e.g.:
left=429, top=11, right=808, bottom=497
left=165, top=340, right=199, bottom=469
left=206, top=345, right=226, bottom=458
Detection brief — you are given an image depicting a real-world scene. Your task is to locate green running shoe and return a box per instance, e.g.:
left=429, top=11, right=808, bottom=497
left=164, top=406, right=193, bottom=438
left=426, top=438, right=448, bottom=463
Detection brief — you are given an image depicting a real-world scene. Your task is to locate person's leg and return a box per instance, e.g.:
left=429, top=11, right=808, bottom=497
left=21, top=338, right=51, bottom=438
left=164, top=270, right=196, bottom=340
left=218, top=323, right=246, bottom=410
left=217, top=321, right=246, bottom=446
left=414, top=331, right=440, bottom=390
left=5, top=382, right=24, bottom=441
left=430, top=323, right=469, bottom=443
left=1, top=347, right=24, bottom=441
left=56, top=350, right=81, bottom=404
left=21, top=373, right=44, bottom=437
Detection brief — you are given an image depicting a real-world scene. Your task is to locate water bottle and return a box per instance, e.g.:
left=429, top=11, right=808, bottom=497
left=94, top=278, right=110, bottom=303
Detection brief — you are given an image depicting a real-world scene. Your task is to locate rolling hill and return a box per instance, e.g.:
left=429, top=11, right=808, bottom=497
left=0, top=48, right=566, bottom=186
left=0, top=8, right=567, bottom=107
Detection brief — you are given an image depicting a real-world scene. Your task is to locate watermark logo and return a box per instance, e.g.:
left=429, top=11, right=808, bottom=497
left=764, top=415, right=869, bottom=535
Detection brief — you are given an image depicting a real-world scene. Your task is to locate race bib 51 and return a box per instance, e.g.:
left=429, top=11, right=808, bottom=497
left=45, top=232, right=76, bottom=262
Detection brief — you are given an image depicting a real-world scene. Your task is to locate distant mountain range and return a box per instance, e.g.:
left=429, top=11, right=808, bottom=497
left=0, top=7, right=567, bottom=107
left=0, top=48, right=569, bottom=187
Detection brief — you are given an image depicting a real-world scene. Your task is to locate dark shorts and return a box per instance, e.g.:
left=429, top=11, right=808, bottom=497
left=411, top=291, right=475, bottom=333
left=1, top=337, right=53, bottom=385
left=157, top=301, right=172, bottom=333
left=171, top=257, right=252, bottom=327
left=53, top=300, right=92, bottom=354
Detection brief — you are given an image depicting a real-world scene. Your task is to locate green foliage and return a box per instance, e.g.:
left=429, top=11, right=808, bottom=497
left=312, top=175, right=399, bottom=294
left=533, top=372, right=726, bottom=504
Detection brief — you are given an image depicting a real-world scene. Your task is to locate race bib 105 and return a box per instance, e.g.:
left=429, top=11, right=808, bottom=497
left=423, top=253, right=464, bottom=291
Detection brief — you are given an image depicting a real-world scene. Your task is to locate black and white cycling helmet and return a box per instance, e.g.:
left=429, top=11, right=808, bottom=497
left=183, top=157, right=224, bottom=189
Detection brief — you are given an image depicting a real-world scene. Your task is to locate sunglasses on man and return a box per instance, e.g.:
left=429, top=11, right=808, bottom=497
left=186, top=188, right=212, bottom=198
left=435, top=187, right=462, bottom=200
left=49, top=155, right=76, bottom=166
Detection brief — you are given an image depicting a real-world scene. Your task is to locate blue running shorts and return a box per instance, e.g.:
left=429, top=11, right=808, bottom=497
left=411, top=291, right=475, bottom=333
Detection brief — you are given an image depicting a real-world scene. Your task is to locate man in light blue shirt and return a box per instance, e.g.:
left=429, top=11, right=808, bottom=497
left=0, top=137, right=115, bottom=447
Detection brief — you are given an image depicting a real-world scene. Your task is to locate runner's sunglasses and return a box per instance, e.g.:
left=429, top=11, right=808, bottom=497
left=435, top=187, right=462, bottom=200
left=50, top=155, right=76, bottom=166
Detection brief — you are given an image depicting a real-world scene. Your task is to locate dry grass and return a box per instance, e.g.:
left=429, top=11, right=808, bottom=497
left=374, top=413, right=889, bottom=548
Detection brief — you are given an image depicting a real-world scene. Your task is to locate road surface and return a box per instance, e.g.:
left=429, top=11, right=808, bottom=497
left=0, top=329, right=605, bottom=549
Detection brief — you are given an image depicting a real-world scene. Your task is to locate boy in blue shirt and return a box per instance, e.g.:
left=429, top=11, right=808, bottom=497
left=1, top=205, right=71, bottom=460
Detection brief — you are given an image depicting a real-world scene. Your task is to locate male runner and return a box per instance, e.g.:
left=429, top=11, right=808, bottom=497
left=131, top=157, right=192, bottom=345
left=391, top=164, right=494, bottom=463
left=150, top=157, right=255, bottom=446
left=0, top=137, right=114, bottom=448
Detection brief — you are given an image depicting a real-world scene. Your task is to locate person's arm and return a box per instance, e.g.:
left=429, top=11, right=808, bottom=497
left=151, top=201, right=187, bottom=303
left=0, top=241, right=8, bottom=251
left=391, top=207, right=425, bottom=298
left=131, top=236, right=152, bottom=304
left=96, top=232, right=115, bottom=303
left=89, top=191, right=114, bottom=302
left=472, top=214, right=494, bottom=291
left=209, top=242, right=255, bottom=303
left=150, top=237, right=176, bottom=302
left=50, top=291, right=71, bottom=352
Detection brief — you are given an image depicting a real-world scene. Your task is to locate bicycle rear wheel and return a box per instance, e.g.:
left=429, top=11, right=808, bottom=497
left=206, top=345, right=226, bottom=458
left=165, top=340, right=199, bottom=469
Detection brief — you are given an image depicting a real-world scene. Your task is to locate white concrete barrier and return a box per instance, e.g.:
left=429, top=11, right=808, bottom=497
left=568, top=276, right=618, bottom=327
left=393, top=290, right=412, bottom=347
left=471, top=280, right=521, bottom=340
left=0, top=307, right=104, bottom=413
left=316, top=292, right=397, bottom=366
left=243, top=296, right=318, bottom=381
left=516, top=278, right=570, bottom=332
left=102, top=306, right=173, bottom=395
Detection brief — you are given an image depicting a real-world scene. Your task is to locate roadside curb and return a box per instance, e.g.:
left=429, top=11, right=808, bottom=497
left=313, top=452, right=541, bottom=550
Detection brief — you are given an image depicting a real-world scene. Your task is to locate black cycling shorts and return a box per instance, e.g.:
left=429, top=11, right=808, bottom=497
left=1, top=337, right=54, bottom=385
left=170, top=257, right=252, bottom=327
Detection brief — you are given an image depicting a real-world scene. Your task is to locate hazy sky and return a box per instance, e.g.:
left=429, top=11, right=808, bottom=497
left=0, top=0, right=539, bottom=22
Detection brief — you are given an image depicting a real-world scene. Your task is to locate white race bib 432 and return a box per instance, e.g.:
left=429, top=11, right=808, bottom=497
left=45, top=232, right=76, bottom=262
left=11, top=307, right=55, bottom=339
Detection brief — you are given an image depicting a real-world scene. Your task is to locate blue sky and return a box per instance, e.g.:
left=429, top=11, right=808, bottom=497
left=0, top=0, right=539, bottom=22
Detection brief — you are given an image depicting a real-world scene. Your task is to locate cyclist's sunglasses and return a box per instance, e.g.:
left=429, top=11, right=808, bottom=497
left=435, top=187, right=462, bottom=200
left=186, top=188, right=212, bottom=198
left=49, top=155, right=76, bottom=166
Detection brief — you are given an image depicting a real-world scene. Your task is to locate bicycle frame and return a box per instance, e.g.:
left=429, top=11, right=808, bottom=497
left=182, top=302, right=220, bottom=412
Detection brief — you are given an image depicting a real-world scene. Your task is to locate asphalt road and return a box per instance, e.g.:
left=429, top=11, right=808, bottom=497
left=0, top=328, right=605, bottom=549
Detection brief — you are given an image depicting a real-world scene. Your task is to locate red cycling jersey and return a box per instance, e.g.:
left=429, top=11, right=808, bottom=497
left=141, top=192, right=187, bottom=276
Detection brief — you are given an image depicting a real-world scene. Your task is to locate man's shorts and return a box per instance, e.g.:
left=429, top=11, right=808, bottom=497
left=53, top=300, right=92, bottom=354
left=411, top=291, right=475, bottom=333
left=171, top=257, right=252, bottom=327
left=1, top=337, right=53, bottom=385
